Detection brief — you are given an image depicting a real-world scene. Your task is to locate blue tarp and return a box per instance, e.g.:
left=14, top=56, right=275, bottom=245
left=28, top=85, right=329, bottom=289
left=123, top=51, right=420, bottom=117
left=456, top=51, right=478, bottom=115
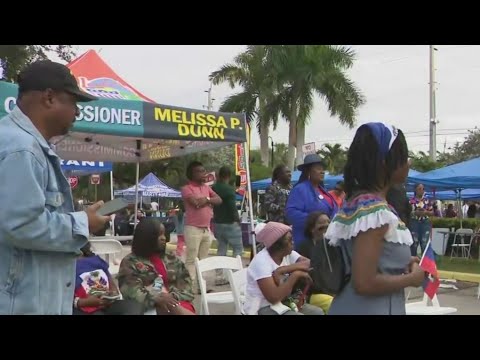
left=407, top=157, right=480, bottom=190
left=406, top=188, right=480, bottom=201
left=251, top=171, right=344, bottom=191
left=252, top=169, right=421, bottom=192
left=61, top=160, right=112, bottom=176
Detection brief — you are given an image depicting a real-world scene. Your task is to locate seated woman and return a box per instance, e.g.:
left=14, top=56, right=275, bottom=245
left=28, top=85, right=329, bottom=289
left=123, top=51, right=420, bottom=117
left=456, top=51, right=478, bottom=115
left=244, top=222, right=324, bottom=315
left=118, top=218, right=195, bottom=315
left=297, top=211, right=330, bottom=259
left=297, top=212, right=334, bottom=314
left=73, top=243, right=143, bottom=315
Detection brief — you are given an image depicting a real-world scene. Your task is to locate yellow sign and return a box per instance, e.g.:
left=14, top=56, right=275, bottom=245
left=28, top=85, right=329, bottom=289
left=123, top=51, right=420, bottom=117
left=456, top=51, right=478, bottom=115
left=153, top=107, right=242, bottom=141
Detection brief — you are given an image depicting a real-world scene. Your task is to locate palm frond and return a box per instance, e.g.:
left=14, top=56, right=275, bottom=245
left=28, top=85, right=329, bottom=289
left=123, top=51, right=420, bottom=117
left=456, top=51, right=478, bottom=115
left=209, top=64, right=247, bottom=88
left=219, top=91, right=258, bottom=130
left=314, top=69, right=365, bottom=128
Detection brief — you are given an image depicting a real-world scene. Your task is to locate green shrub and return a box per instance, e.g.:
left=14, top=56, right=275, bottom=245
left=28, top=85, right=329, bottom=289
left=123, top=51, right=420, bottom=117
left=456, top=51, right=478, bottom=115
left=430, top=217, right=480, bottom=231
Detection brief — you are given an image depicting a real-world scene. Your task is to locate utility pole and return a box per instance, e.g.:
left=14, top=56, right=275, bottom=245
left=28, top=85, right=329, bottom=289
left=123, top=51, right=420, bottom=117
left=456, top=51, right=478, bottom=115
left=205, top=81, right=215, bottom=111
left=429, top=45, right=438, bottom=162
left=268, top=136, right=274, bottom=168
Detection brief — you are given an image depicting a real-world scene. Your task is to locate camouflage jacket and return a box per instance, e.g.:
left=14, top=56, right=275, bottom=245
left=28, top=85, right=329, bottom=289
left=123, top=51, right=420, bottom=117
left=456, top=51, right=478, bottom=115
left=264, top=181, right=292, bottom=224
left=118, top=252, right=194, bottom=310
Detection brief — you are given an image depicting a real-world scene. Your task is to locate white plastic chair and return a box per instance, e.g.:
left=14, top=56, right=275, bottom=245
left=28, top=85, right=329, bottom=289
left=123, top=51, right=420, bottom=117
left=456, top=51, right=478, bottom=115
left=406, top=293, right=457, bottom=315
left=89, top=238, right=123, bottom=276
left=195, top=256, right=243, bottom=315
left=450, top=228, right=474, bottom=259
left=226, top=268, right=247, bottom=315
left=431, top=228, right=449, bottom=256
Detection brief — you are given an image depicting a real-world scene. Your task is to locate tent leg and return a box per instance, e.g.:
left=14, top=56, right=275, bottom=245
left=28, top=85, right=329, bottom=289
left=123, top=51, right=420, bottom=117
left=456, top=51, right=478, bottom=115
left=244, top=138, right=256, bottom=257
left=133, top=162, right=140, bottom=230
left=133, top=140, right=141, bottom=231
left=110, top=171, right=114, bottom=200
left=109, top=170, right=114, bottom=235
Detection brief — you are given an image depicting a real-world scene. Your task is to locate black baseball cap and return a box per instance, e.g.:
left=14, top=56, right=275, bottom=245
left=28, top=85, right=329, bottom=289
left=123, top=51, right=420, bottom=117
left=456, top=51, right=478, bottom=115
left=17, top=60, right=98, bottom=102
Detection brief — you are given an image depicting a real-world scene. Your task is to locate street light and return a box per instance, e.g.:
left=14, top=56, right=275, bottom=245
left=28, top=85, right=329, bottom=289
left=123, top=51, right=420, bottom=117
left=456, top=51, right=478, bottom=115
left=204, top=81, right=215, bottom=110
left=268, top=136, right=274, bottom=168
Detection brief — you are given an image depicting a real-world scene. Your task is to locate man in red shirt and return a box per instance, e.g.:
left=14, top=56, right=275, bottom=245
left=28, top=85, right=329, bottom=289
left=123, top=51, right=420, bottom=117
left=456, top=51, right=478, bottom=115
left=181, top=161, right=222, bottom=293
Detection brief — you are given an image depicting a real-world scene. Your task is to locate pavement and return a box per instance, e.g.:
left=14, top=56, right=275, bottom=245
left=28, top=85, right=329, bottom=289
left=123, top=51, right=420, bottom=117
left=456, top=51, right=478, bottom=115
left=115, top=237, right=480, bottom=315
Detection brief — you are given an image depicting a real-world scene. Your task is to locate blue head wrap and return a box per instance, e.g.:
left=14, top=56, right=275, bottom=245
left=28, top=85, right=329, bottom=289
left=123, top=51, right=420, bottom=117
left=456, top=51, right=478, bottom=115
left=360, top=122, right=399, bottom=159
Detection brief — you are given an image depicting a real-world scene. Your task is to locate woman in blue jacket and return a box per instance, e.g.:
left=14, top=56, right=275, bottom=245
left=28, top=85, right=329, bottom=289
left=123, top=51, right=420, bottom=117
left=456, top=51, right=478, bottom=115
left=285, top=154, right=338, bottom=248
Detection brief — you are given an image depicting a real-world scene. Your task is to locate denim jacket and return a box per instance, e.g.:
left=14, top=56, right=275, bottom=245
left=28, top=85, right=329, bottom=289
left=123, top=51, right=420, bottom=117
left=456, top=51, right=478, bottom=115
left=0, top=107, right=89, bottom=314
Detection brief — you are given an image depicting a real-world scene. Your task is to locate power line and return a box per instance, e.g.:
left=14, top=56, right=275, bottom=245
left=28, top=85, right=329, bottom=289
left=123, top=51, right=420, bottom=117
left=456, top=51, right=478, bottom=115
left=308, top=129, right=470, bottom=146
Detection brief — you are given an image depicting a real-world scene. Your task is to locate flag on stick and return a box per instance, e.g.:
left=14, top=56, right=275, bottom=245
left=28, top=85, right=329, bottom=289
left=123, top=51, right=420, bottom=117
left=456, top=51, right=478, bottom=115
left=419, top=240, right=440, bottom=299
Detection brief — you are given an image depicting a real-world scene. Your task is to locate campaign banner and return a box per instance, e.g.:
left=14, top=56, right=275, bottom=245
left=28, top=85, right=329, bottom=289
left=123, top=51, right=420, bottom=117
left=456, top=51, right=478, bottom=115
left=234, top=123, right=250, bottom=194
left=0, top=81, right=247, bottom=144
left=61, top=160, right=113, bottom=173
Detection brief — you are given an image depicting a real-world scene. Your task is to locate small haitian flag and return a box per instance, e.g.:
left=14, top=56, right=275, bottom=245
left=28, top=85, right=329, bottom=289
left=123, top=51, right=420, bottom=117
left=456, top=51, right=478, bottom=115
left=419, top=241, right=440, bottom=299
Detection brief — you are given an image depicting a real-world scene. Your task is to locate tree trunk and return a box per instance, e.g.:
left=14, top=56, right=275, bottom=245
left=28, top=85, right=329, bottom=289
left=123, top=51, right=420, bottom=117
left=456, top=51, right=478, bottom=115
left=295, top=121, right=305, bottom=167
left=259, top=121, right=270, bottom=167
left=287, top=110, right=297, bottom=171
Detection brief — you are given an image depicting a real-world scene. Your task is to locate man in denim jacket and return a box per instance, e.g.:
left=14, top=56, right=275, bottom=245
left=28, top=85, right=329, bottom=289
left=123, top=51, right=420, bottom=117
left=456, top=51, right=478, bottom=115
left=0, top=61, right=111, bottom=314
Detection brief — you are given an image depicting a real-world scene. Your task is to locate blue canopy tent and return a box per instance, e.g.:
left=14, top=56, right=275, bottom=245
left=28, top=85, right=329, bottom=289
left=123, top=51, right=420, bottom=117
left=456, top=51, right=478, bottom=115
left=407, top=188, right=480, bottom=201
left=251, top=171, right=344, bottom=191
left=252, top=169, right=421, bottom=192
left=407, top=157, right=480, bottom=191
left=114, top=172, right=181, bottom=198
left=407, top=158, right=480, bottom=226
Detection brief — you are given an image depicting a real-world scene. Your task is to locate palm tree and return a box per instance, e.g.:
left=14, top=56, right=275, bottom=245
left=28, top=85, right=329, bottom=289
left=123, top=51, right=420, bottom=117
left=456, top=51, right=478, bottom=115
left=209, top=45, right=277, bottom=167
left=317, top=143, right=348, bottom=175
left=264, top=45, right=365, bottom=169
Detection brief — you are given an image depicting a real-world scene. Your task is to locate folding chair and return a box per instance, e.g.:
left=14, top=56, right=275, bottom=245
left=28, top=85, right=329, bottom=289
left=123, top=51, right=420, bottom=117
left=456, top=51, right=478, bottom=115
left=450, top=228, right=474, bottom=259
left=89, top=238, right=123, bottom=276
left=226, top=268, right=248, bottom=315
left=195, top=256, right=243, bottom=315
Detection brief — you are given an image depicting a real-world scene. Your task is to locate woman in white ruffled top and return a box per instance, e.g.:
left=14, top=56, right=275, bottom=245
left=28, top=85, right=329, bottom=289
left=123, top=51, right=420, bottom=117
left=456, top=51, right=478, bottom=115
left=325, top=122, right=426, bottom=315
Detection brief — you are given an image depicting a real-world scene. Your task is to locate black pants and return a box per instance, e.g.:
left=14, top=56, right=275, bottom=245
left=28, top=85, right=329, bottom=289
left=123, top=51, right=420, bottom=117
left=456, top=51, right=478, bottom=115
left=73, top=300, right=144, bottom=315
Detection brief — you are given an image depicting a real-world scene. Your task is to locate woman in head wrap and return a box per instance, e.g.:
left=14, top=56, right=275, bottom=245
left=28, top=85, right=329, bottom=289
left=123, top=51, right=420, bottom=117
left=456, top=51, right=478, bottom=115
left=285, top=154, right=338, bottom=249
left=325, top=122, right=426, bottom=315
left=244, top=222, right=324, bottom=315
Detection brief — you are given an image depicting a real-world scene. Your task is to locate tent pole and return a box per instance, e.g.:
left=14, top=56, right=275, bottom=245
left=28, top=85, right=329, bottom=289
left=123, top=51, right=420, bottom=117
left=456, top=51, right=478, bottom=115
left=244, top=125, right=256, bottom=257
left=110, top=171, right=114, bottom=200
left=458, top=189, right=463, bottom=228
left=134, top=140, right=141, bottom=230
left=134, top=162, right=140, bottom=229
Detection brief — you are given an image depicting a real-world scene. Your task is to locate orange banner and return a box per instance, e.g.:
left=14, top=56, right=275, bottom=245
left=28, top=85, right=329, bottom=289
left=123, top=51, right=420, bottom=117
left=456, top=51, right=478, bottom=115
left=235, top=124, right=250, bottom=193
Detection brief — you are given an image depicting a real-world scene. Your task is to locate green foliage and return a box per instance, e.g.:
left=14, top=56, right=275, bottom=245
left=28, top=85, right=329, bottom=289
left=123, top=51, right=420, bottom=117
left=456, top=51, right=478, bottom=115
left=430, top=217, right=480, bottom=231
left=0, top=45, right=77, bottom=81
left=317, top=143, right=348, bottom=175
left=409, top=151, right=446, bottom=172
left=451, top=127, right=480, bottom=162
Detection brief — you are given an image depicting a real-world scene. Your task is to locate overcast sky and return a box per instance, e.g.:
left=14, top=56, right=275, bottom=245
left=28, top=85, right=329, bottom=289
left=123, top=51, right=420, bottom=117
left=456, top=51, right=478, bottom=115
left=77, top=45, right=479, bottom=154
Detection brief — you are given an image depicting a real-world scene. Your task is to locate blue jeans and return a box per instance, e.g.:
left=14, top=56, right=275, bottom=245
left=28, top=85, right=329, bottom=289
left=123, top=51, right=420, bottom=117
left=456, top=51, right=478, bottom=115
left=409, top=219, right=431, bottom=256
left=214, top=223, right=244, bottom=257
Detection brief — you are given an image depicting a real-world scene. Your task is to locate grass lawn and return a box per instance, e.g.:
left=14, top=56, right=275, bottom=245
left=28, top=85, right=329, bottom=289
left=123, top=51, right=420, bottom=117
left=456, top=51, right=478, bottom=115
left=437, top=256, right=480, bottom=274
left=207, top=242, right=480, bottom=274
